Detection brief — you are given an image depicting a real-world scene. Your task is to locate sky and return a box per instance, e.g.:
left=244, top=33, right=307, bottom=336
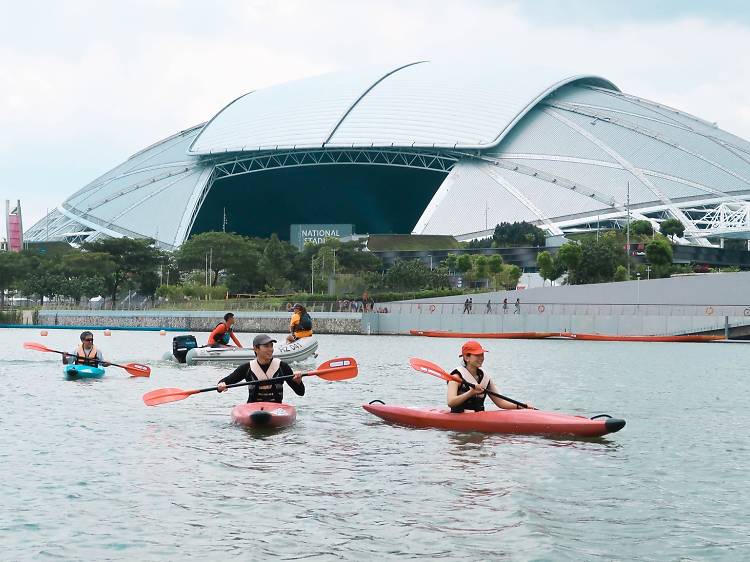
left=2, top=0, right=750, bottom=229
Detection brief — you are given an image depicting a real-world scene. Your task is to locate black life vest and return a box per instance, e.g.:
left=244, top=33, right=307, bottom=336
left=245, top=359, right=285, bottom=403
left=297, top=312, right=312, bottom=331
left=450, top=367, right=489, bottom=413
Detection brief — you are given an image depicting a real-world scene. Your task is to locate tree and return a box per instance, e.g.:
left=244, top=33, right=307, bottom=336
left=177, top=232, right=253, bottom=286
left=646, top=237, right=673, bottom=277
left=0, top=251, right=23, bottom=307
left=660, top=218, right=685, bottom=241
left=614, top=265, right=628, bottom=282
left=487, top=254, right=503, bottom=274
left=259, top=234, right=294, bottom=290
left=456, top=254, right=472, bottom=273
left=82, top=238, right=162, bottom=304
left=631, top=220, right=654, bottom=236
left=497, top=264, right=522, bottom=289
left=59, top=252, right=115, bottom=304
left=492, top=221, right=546, bottom=247
left=18, top=254, right=63, bottom=304
left=536, top=251, right=557, bottom=286
left=443, top=254, right=459, bottom=273
left=384, top=259, right=449, bottom=291
left=557, top=242, right=583, bottom=280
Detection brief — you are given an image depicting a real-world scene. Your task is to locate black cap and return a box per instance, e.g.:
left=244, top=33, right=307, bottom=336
left=252, top=334, right=277, bottom=347
left=293, top=303, right=303, bottom=309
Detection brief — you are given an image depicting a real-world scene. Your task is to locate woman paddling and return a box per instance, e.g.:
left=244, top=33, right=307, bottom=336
left=286, top=303, right=313, bottom=343
left=217, top=334, right=304, bottom=403
left=447, top=340, right=531, bottom=413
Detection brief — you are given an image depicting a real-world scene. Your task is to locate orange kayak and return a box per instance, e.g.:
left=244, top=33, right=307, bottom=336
left=231, top=402, right=296, bottom=429
left=363, top=403, right=625, bottom=437
left=561, top=333, right=723, bottom=343
left=409, top=330, right=556, bottom=339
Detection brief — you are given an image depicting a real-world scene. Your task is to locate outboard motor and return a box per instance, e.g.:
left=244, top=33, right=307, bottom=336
left=172, top=335, right=198, bottom=364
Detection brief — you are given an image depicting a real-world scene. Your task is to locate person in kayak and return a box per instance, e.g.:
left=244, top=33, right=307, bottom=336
left=61, top=331, right=110, bottom=367
left=208, top=312, right=243, bottom=347
left=217, top=334, right=304, bottom=402
left=447, top=340, right=531, bottom=413
left=286, top=303, right=313, bottom=343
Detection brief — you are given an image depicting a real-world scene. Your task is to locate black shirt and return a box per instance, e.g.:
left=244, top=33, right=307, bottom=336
left=219, top=360, right=305, bottom=403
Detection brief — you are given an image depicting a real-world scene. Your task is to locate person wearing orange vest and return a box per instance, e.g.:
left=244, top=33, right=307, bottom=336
left=447, top=341, right=531, bottom=413
left=62, top=331, right=110, bottom=367
left=217, top=334, right=304, bottom=403
left=286, top=303, right=313, bottom=343
left=208, top=312, right=243, bottom=347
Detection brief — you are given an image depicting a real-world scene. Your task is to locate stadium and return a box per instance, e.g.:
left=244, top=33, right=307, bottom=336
left=25, top=61, right=750, bottom=250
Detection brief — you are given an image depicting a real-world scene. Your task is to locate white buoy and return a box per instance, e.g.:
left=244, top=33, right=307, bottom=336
left=40, top=330, right=48, bottom=336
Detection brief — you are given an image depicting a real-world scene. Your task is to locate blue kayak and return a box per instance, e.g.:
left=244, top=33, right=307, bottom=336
left=64, top=364, right=106, bottom=379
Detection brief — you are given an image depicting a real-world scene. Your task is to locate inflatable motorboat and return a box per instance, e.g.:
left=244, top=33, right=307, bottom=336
left=164, top=334, right=319, bottom=365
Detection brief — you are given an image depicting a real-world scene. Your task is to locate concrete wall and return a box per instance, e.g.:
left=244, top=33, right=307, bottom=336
left=37, top=310, right=363, bottom=335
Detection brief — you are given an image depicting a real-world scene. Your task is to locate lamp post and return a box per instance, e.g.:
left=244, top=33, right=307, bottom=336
left=636, top=272, right=641, bottom=307
left=428, top=254, right=433, bottom=270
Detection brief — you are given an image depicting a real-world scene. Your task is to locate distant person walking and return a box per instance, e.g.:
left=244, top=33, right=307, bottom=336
left=514, top=298, right=521, bottom=314
left=463, top=298, right=471, bottom=314
left=502, top=298, right=508, bottom=314
left=485, top=299, right=492, bottom=314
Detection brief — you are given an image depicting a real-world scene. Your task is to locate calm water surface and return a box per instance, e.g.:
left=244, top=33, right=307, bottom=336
left=1, top=329, right=749, bottom=561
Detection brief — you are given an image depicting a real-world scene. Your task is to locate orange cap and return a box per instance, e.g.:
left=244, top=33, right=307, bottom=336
left=460, top=340, right=489, bottom=356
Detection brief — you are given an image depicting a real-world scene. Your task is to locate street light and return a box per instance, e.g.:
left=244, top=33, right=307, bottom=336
left=636, top=272, right=641, bottom=307
left=428, top=254, right=433, bottom=270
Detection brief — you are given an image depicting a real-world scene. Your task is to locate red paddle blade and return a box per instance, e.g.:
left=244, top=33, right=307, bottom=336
left=310, top=357, right=358, bottom=381
left=124, top=363, right=151, bottom=377
left=142, top=387, right=197, bottom=406
left=409, top=358, right=460, bottom=382
left=24, top=342, right=54, bottom=353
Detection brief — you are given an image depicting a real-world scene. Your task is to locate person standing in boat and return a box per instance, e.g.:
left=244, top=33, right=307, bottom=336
left=447, top=340, right=531, bottom=412
left=286, top=303, right=313, bottom=343
left=217, top=334, right=304, bottom=403
left=62, top=331, right=110, bottom=367
left=208, top=312, right=243, bottom=348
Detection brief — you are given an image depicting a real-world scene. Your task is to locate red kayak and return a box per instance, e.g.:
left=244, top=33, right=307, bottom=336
left=231, top=402, right=297, bottom=429
left=409, top=330, right=555, bottom=339
left=561, top=332, right=722, bottom=343
left=363, top=403, right=625, bottom=437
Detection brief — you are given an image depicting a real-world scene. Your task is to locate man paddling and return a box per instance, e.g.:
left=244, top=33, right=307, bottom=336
left=208, top=312, right=243, bottom=348
left=217, top=334, right=304, bottom=403
left=447, top=340, right=531, bottom=412
left=62, top=331, right=110, bottom=367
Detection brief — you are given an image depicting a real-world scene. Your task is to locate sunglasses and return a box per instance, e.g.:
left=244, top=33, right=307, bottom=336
left=83, top=338, right=94, bottom=342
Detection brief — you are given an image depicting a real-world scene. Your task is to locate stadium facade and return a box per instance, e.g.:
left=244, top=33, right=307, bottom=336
left=25, top=61, right=750, bottom=249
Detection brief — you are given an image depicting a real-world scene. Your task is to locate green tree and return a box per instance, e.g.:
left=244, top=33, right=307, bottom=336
left=660, top=218, right=685, bottom=241
left=59, top=251, right=115, bottom=304
left=492, top=221, right=546, bottom=247
left=614, top=264, right=628, bottom=282
left=19, top=254, right=63, bottom=304
left=456, top=254, right=472, bottom=273
left=385, top=259, right=449, bottom=291
left=177, top=232, right=253, bottom=286
left=646, top=237, right=673, bottom=277
left=497, top=264, right=522, bottom=289
left=631, top=220, right=654, bottom=236
left=0, top=251, right=23, bottom=307
left=557, top=242, right=583, bottom=281
left=82, top=238, right=162, bottom=304
left=260, top=234, right=294, bottom=290
left=536, top=251, right=556, bottom=286
left=443, top=254, right=459, bottom=273
left=488, top=254, right=503, bottom=275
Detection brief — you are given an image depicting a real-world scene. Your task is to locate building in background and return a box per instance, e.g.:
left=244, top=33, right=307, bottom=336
left=24, top=61, right=750, bottom=249
left=6, top=200, right=23, bottom=252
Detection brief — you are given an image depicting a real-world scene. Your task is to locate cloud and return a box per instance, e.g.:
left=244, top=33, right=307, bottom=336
left=2, top=0, right=749, bottom=227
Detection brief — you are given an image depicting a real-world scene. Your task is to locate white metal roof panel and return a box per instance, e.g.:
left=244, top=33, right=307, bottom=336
left=189, top=67, right=398, bottom=154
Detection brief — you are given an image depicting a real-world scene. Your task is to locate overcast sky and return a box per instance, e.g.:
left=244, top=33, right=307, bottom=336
left=2, top=0, right=750, bottom=229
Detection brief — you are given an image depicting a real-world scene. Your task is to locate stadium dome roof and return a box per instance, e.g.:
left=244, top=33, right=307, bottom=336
left=24, top=61, right=750, bottom=249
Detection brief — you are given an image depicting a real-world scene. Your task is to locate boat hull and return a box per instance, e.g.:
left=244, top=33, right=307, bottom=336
left=363, top=403, right=625, bottom=437
left=231, top=402, right=297, bottom=429
left=183, top=337, right=318, bottom=365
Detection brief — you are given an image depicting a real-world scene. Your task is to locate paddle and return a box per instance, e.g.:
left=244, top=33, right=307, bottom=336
left=409, top=357, right=534, bottom=409
left=23, top=342, right=151, bottom=377
left=142, top=357, right=358, bottom=406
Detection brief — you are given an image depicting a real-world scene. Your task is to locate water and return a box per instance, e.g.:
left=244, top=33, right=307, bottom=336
left=2, top=329, right=749, bottom=561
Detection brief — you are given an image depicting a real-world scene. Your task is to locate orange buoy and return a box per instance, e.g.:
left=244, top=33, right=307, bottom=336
left=40, top=330, right=48, bottom=336
left=104, top=329, right=112, bottom=336
left=159, top=330, right=166, bottom=336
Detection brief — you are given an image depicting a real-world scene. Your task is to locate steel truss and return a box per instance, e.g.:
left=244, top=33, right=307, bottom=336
left=210, top=148, right=458, bottom=180
left=686, top=202, right=750, bottom=238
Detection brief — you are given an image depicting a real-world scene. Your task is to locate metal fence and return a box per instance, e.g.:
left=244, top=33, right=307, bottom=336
left=381, top=301, right=750, bottom=318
